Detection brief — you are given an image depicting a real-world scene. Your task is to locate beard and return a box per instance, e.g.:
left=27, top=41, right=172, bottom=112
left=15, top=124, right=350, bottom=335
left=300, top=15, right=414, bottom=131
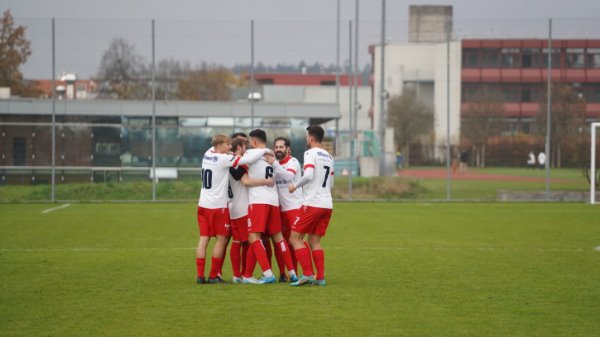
left=275, top=151, right=285, bottom=160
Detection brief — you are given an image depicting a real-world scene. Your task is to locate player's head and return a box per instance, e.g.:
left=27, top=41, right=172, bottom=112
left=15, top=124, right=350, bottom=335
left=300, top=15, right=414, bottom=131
left=249, top=129, right=267, bottom=148
left=273, top=137, right=290, bottom=161
left=306, top=125, right=324, bottom=148
left=231, top=137, right=247, bottom=156
left=231, top=132, right=248, bottom=140
left=211, top=134, right=232, bottom=153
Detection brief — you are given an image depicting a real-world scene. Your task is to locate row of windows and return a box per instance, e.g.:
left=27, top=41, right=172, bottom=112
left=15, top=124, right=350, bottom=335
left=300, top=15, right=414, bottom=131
left=463, top=48, right=600, bottom=69
left=462, top=83, right=600, bottom=103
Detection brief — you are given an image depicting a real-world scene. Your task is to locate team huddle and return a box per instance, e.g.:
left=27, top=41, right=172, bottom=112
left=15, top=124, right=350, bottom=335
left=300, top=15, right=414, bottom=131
left=195, top=125, right=334, bottom=286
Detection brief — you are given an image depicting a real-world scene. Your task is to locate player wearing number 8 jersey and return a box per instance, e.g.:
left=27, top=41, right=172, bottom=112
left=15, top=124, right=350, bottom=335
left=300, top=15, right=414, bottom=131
left=195, top=134, right=269, bottom=284
left=242, top=129, right=298, bottom=284
left=288, top=125, right=334, bottom=286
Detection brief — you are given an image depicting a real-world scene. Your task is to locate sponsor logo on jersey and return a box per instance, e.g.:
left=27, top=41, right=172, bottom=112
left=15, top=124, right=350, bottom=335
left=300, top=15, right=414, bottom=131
left=203, top=155, right=219, bottom=162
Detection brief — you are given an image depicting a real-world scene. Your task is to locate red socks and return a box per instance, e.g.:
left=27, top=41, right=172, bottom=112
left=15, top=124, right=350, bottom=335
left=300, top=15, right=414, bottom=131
left=252, top=240, right=272, bottom=272
left=196, top=258, right=206, bottom=278
left=230, top=241, right=242, bottom=278
left=276, top=240, right=295, bottom=274
left=243, top=245, right=257, bottom=278
left=273, top=240, right=286, bottom=275
left=312, top=249, right=325, bottom=280
left=294, top=247, right=314, bottom=277
left=209, top=257, right=223, bottom=279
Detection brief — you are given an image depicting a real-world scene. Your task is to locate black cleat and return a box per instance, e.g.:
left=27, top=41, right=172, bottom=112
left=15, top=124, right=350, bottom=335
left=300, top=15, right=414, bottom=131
left=208, top=276, right=227, bottom=284
left=278, top=274, right=288, bottom=283
left=196, top=277, right=207, bottom=284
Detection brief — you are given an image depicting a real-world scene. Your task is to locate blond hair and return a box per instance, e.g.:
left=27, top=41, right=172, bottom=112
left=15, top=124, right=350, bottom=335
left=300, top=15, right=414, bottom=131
left=211, top=134, right=231, bottom=147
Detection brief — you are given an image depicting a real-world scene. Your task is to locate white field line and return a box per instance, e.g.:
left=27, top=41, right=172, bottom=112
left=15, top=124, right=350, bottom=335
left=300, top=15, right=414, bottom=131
left=41, top=204, right=71, bottom=214
left=0, top=246, right=595, bottom=253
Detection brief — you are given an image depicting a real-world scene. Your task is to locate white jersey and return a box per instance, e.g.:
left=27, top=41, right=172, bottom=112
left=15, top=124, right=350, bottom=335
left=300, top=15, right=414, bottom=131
left=198, top=148, right=240, bottom=209
left=246, top=148, right=279, bottom=206
left=228, top=165, right=249, bottom=220
left=300, top=147, right=334, bottom=209
left=274, top=155, right=303, bottom=212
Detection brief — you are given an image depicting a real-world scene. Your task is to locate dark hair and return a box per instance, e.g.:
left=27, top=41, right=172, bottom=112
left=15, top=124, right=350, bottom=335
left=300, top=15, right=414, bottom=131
left=273, top=136, right=290, bottom=148
left=231, top=137, right=246, bottom=152
left=306, top=125, right=324, bottom=143
left=249, top=129, right=267, bottom=144
left=231, top=132, right=248, bottom=140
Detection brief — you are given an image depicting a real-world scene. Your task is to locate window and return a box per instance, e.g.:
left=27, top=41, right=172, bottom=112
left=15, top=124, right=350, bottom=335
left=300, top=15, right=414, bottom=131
left=462, top=48, right=480, bottom=68
left=542, top=48, right=561, bottom=68
left=587, top=48, right=600, bottom=68
left=566, top=48, right=585, bottom=68
left=501, top=48, right=521, bottom=68
left=12, top=137, right=26, bottom=166
left=522, top=48, right=544, bottom=68
left=481, top=48, right=500, bottom=67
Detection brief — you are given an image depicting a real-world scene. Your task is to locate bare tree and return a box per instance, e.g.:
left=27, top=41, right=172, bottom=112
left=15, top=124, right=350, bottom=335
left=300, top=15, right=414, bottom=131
left=96, top=37, right=148, bottom=99
left=386, top=89, right=433, bottom=167
left=537, top=84, right=586, bottom=168
left=461, top=87, right=505, bottom=167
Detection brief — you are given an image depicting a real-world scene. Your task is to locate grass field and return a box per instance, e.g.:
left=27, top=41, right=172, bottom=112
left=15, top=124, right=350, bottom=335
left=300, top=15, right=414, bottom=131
left=1, top=202, right=599, bottom=337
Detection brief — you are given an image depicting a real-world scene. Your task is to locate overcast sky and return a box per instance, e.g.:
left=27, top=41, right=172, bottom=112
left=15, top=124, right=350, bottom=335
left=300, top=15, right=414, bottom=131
left=2, top=0, right=600, bottom=79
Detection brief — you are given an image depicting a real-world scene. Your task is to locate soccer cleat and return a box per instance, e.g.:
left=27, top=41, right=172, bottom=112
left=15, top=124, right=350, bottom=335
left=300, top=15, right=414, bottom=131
left=289, top=274, right=299, bottom=282
left=232, top=276, right=243, bottom=284
left=278, top=274, right=288, bottom=283
left=313, top=279, right=326, bottom=287
left=207, top=276, right=227, bottom=284
left=196, top=277, right=207, bottom=284
left=242, top=277, right=266, bottom=285
left=290, top=275, right=315, bottom=286
left=260, top=275, right=277, bottom=284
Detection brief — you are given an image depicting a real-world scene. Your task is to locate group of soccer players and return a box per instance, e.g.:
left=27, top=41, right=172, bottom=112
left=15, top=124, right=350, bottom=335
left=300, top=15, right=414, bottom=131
left=195, top=125, right=334, bottom=286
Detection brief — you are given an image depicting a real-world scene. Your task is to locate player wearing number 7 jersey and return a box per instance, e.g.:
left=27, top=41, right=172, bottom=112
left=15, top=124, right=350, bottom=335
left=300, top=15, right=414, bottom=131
left=288, top=125, right=334, bottom=286
left=195, top=134, right=269, bottom=284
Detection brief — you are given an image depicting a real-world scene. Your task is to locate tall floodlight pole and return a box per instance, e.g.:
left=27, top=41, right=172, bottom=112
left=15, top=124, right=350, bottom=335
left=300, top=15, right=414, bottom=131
left=353, top=0, right=359, bottom=175
left=378, top=0, right=386, bottom=176
left=445, top=16, right=451, bottom=201
left=51, top=18, right=56, bottom=202
left=545, top=18, right=552, bottom=200
left=151, top=19, right=157, bottom=201
left=251, top=20, right=255, bottom=130
left=335, top=0, right=340, bottom=156
left=348, top=20, right=353, bottom=200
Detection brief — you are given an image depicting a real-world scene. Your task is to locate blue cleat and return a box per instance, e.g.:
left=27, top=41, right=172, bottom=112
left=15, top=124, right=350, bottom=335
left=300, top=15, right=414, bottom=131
left=260, top=275, right=277, bottom=284
left=313, top=279, right=326, bottom=286
left=289, top=274, right=299, bottom=282
left=290, top=275, right=315, bottom=286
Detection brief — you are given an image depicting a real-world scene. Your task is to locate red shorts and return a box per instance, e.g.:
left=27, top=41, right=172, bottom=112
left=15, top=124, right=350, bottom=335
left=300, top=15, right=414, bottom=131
left=247, top=204, right=282, bottom=235
left=231, top=216, right=249, bottom=242
left=281, top=208, right=301, bottom=241
left=197, top=206, right=231, bottom=237
left=291, top=206, right=332, bottom=237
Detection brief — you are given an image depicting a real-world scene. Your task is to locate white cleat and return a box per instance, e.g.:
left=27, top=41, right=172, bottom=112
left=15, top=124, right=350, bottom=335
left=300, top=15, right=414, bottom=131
left=232, top=276, right=243, bottom=284
left=242, top=276, right=266, bottom=284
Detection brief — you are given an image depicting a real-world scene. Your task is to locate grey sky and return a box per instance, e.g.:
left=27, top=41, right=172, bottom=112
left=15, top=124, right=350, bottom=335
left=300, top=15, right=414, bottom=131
left=2, top=0, right=600, bottom=79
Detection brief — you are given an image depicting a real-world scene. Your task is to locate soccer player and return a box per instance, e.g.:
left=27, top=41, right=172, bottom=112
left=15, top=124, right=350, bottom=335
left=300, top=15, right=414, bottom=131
left=228, top=136, right=274, bottom=283
left=242, top=129, right=298, bottom=284
left=266, top=137, right=305, bottom=281
left=196, top=133, right=269, bottom=284
left=288, top=125, right=334, bottom=286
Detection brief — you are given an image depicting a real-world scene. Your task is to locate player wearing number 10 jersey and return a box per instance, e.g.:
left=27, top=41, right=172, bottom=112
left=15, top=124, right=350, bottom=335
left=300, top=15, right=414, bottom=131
left=288, top=125, right=334, bottom=286
left=195, top=134, right=268, bottom=284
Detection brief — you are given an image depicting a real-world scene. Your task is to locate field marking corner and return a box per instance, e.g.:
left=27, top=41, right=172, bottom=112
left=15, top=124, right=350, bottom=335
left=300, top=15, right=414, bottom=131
left=42, top=203, right=71, bottom=214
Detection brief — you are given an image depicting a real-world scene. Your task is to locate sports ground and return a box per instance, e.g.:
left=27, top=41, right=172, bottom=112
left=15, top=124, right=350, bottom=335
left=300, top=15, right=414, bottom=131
left=1, top=202, right=599, bottom=337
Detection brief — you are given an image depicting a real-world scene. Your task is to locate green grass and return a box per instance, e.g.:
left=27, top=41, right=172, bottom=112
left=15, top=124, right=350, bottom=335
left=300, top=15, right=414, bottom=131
left=1, top=203, right=599, bottom=336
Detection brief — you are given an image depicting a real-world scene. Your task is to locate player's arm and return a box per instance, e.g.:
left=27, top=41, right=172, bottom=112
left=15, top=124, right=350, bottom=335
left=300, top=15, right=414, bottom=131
left=272, top=161, right=295, bottom=181
left=237, top=148, right=270, bottom=166
left=229, top=166, right=247, bottom=181
left=289, top=153, right=315, bottom=193
left=240, top=173, right=274, bottom=187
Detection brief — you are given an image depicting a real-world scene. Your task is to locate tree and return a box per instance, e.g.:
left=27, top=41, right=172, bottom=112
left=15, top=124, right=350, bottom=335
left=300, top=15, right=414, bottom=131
left=537, top=84, right=587, bottom=168
left=96, top=37, right=148, bottom=99
left=461, top=87, right=505, bottom=167
left=178, top=63, right=236, bottom=101
left=386, top=90, right=433, bottom=167
left=0, top=10, right=40, bottom=97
